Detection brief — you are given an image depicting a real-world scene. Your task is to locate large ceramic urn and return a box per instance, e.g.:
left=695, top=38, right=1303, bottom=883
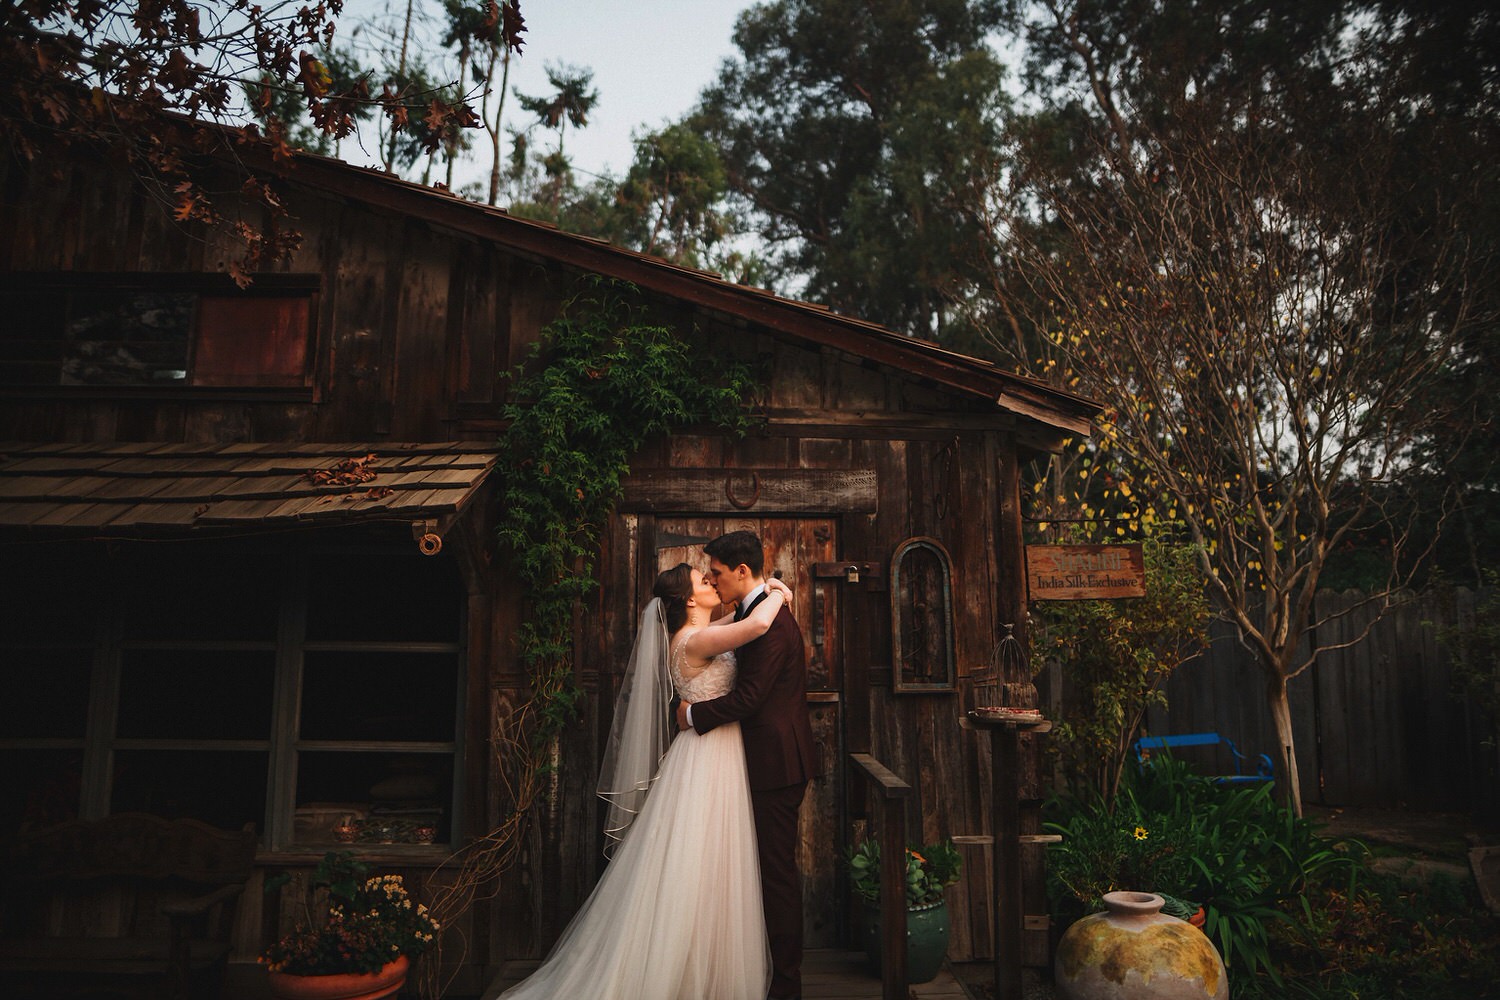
left=1054, top=891, right=1227, bottom=1000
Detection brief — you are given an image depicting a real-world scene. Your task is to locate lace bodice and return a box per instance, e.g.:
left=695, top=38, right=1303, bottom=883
left=671, top=631, right=738, bottom=702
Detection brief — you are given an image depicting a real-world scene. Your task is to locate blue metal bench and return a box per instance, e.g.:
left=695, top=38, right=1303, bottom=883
left=1132, top=732, right=1274, bottom=785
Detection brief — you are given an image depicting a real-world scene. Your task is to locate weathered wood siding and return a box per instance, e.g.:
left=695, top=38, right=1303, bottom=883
left=1142, top=588, right=1497, bottom=818
left=2, top=148, right=1062, bottom=976
left=493, top=330, right=1045, bottom=965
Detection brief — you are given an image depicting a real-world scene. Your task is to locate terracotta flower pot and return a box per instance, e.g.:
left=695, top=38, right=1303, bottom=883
left=267, top=954, right=409, bottom=1000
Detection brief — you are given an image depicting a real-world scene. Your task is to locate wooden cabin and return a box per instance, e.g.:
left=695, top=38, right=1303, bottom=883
left=0, top=138, right=1099, bottom=995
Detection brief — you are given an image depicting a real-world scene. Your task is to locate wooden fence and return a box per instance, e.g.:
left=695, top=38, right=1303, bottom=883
left=1136, top=588, right=1498, bottom=818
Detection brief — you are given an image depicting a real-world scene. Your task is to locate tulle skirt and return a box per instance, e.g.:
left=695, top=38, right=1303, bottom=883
left=500, top=722, right=771, bottom=1000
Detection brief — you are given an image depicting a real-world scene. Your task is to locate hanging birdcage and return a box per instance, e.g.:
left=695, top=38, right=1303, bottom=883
left=969, top=622, right=1040, bottom=718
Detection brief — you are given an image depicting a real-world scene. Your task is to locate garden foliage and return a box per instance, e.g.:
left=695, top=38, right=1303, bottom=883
left=262, top=852, right=439, bottom=975
left=1045, top=755, right=1362, bottom=982
left=845, top=838, right=962, bottom=908
left=1031, top=536, right=1211, bottom=802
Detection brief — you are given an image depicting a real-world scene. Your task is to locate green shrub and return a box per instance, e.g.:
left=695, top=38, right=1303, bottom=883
left=845, top=838, right=962, bottom=907
left=1046, top=754, right=1363, bottom=983
left=1030, top=537, right=1212, bottom=804
left=1240, top=867, right=1500, bottom=999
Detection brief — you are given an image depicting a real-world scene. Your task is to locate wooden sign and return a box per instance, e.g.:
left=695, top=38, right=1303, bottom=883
left=1026, top=544, right=1146, bottom=600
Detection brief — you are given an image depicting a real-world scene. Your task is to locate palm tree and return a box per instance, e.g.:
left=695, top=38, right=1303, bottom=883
left=517, top=63, right=598, bottom=216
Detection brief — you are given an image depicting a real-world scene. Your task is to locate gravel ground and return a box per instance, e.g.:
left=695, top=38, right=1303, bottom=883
left=948, top=963, right=1056, bottom=1000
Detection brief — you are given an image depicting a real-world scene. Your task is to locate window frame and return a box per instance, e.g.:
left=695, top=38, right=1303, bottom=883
left=0, top=272, right=322, bottom=396
left=0, top=541, right=467, bottom=855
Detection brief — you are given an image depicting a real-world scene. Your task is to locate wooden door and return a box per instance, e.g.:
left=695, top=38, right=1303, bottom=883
left=651, top=515, right=843, bottom=947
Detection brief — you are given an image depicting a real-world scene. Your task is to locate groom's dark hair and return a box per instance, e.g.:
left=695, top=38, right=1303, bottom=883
left=704, top=530, right=764, bottom=576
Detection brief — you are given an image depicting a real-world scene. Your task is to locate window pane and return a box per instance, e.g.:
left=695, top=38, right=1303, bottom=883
left=295, top=751, right=451, bottom=844
left=192, top=295, right=310, bottom=386
left=61, top=289, right=194, bottom=385
left=111, top=749, right=266, bottom=834
left=0, top=289, right=66, bottom=384
left=1, top=646, right=92, bottom=739
left=117, top=648, right=274, bottom=740
left=121, top=548, right=281, bottom=641
left=301, top=651, right=457, bottom=742
left=0, top=750, right=83, bottom=835
left=0, top=544, right=101, bottom=642
left=304, top=551, right=462, bottom=642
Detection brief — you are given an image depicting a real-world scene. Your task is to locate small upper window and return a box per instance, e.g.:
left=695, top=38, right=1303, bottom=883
left=0, top=274, right=317, bottom=389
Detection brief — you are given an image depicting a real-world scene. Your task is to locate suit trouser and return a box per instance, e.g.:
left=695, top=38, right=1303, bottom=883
left=752, top=781, right=808, bottom=999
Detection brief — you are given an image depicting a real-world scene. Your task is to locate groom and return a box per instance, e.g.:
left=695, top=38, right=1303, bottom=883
left=677, top=529, right=817, bottom=1000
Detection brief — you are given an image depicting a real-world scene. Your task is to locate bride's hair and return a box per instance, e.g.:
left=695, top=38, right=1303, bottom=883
left=652, top=563, right=694, bottom=633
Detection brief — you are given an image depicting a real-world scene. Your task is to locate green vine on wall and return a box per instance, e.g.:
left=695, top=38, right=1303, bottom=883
left=422, top=276, right=754, bottom=995
left=495, top=276, right=754, bottom=740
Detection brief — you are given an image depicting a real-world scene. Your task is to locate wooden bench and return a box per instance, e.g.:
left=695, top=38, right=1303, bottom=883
left=1133, top=732, right=1274, bottom=785
left=0, top=812, right=257, bottom=1000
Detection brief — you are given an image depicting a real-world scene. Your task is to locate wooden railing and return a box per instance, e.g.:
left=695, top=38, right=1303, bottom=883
left=848, top=752, right=910, bottom=1000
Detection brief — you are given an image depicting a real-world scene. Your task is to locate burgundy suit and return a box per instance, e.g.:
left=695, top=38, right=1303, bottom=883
left=691, top=593, right=817, bottom=999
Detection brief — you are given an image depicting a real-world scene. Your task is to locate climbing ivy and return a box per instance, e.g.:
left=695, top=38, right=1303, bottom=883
left=495, top=275, right=755, bottom=737
left=422, top=277, right=754, bottom=992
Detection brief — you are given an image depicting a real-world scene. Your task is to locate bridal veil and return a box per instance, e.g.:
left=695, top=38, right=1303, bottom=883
left=595, top=596, right=672, bottom=857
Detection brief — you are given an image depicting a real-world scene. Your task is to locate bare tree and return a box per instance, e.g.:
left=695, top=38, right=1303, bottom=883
left=997, top=102, right=1490, bottom=814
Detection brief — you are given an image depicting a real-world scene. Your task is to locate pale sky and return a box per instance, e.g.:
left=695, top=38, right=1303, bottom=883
left=337, top=0, right=751, bottom=187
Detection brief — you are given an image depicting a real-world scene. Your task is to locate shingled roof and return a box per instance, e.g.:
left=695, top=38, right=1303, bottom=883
left=0, top=441, right=496, bottom=542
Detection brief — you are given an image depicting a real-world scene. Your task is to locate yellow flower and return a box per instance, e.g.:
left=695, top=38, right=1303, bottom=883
left=1133, top=826, right=1149, bottom=841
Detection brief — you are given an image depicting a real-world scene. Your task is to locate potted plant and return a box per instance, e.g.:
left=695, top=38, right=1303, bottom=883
left=261, top=851, right=440, bottom=1000
left=845, top=837, right=961, bottom=983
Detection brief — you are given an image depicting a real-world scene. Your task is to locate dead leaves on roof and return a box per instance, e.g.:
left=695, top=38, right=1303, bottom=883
left=305, top=452, right=379, bottom=487
left=304, top=454, right=394, bottom=504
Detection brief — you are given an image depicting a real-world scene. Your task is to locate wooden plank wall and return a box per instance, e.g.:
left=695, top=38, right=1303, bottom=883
left=0, top=152, right=538, bottom=446
left=3, top=150, right=1053, bottom=970
left=1143, top=588, right=1495, bottom=815
left=492, top=323, right=1038, bottom=965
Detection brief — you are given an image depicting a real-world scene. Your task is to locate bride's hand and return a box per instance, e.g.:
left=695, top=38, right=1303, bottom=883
left=766, top=576, right=793, bottom=603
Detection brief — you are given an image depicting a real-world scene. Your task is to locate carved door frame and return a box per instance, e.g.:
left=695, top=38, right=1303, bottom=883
left=614, top=466, right=878, bottom=948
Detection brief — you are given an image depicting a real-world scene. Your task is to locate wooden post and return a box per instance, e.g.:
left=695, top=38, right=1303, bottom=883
left=994, top=726, right=1023, bottom=1000
left=849, top=752, right=911, bottom=1000
left=961, top=714, right=1051, bottom=1000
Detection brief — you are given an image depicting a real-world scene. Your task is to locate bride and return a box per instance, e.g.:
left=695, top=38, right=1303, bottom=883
left=499, top=562, right=792, bottom=1000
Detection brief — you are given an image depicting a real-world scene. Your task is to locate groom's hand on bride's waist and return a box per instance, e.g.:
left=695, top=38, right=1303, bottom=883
left=675, top=700, right=693, bottom=731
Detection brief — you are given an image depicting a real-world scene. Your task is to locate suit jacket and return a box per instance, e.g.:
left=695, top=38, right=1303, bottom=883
left=691, top=594, right=818, bottom=791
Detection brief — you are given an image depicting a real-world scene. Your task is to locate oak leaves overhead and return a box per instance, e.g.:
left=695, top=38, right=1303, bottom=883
left=3, top=0, right=523, bottom=283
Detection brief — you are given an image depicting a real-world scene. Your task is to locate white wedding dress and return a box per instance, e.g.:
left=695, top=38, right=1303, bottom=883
left=500, top=642, right=771, bottom=1000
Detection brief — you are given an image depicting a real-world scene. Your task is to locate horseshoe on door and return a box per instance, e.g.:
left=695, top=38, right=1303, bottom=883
left=725, top=472, right=761, bottom=510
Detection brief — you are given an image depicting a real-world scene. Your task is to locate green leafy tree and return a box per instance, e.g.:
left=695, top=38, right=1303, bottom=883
left=611, top=124, right=731, bottom=265
left=1031, top=537, right=1212, bottom=803
left=693, top=0, right=1010, bottom=342
left=1360, top=3, right=1500, bottom=589
left=555, top=123, right=764, bottom=281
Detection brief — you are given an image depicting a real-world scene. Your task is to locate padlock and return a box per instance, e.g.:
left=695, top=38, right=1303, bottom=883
left=844, top=564, right=860, bottom=584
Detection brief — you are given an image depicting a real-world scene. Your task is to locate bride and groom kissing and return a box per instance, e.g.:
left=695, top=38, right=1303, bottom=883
left=501, top=530, right=818, bottom=1000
